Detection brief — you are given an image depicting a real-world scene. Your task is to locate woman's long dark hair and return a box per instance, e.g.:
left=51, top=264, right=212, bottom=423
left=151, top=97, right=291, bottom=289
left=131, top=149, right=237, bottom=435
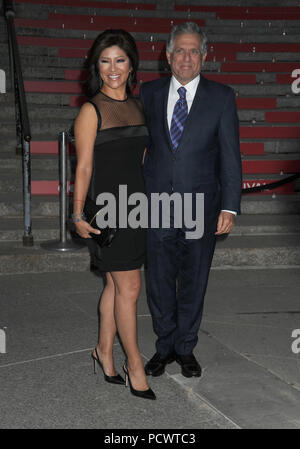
left=84, top=29, right=139, bottom=98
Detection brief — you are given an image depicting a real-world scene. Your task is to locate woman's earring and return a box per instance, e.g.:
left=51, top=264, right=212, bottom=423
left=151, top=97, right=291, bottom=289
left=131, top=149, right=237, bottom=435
left=128, top=71, right=133, bottom=84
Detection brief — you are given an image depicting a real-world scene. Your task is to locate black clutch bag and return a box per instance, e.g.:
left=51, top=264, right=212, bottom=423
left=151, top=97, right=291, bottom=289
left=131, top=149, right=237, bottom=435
left=83, top=196, right=118, bottom=248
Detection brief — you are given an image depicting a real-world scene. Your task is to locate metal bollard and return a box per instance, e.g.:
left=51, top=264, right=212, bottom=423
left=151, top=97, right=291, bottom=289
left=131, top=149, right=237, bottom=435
left=41, top=131, right=84, bottom=251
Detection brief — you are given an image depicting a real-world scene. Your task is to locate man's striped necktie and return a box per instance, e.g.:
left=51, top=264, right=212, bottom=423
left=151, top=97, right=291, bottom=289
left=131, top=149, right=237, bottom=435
left=170, top=86, right=188, bottom=151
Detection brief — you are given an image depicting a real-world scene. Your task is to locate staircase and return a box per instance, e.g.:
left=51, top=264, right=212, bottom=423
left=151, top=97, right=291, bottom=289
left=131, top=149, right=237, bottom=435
left=0, top=0, right=300, bottom=274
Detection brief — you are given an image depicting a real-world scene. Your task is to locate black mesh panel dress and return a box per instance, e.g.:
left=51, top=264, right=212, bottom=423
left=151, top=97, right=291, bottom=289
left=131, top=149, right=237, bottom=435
left=85, top=91, right=149, bottom=272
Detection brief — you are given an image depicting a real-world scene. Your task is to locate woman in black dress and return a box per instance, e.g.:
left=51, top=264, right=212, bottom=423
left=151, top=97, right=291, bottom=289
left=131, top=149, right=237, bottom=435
left=72, top=30, right=155, bottom=400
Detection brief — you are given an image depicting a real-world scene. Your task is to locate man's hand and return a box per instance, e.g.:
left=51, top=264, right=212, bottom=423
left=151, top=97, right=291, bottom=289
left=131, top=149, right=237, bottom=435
left=215, top=211, right=235, bottom=235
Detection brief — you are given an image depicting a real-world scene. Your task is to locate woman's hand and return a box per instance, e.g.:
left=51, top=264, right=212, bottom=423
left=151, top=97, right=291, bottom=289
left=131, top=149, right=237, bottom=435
left=74, top=220, right=101, bottom=239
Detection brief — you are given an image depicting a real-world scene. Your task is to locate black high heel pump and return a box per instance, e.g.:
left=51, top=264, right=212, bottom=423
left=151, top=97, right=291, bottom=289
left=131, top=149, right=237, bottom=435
left=91, top=348, right=125, bottom=385
left=123, top=362, right=156, bottom=400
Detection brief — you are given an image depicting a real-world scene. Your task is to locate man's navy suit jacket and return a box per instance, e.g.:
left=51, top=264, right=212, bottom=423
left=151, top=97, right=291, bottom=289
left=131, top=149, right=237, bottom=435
left=139, top=74, right=242, bottom=215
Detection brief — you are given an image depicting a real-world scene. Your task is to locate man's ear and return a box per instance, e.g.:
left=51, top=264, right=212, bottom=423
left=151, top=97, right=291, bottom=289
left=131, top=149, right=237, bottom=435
left=166, top=51, right=171, bottom=65
left=202, top=52, right=207, bottom=65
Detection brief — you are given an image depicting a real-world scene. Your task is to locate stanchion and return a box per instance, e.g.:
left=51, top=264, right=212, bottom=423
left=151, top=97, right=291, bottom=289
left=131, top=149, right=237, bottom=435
left=41, top=131, right=84, bottom=251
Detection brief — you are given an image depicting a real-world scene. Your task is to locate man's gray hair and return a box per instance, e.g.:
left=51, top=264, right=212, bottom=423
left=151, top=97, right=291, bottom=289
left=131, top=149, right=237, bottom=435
left=166, top=22, right=208, bottom=55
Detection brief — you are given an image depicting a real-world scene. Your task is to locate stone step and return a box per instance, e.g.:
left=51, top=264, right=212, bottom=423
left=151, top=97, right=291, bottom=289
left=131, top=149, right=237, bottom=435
left=2, top=90, right=298, bottom=109
left=1, top=150, right=299, bottom=169
left=1, top=174, right=298, bottom=196
left=0, top=91, right=72, bottom=106
left=4, top=105, right=300, bottom=124
left=1, top=192, right=300, bottom=218
left=16, top=78, right=297, bottom=96
left=0, top=193, right=60, bottom=217
left=0, top=43, right=59, bottom=56
left=14, top=35, right=300, bottom=58
left=2, top=54, right=88, bottom=69
left=0, top=171, right=72, bottom=194
left=264, top=141, right=300, bottom=154
left=11, top=78, right=300, bottom=96
left=233, top=214, right=300, bottom=235
left=241, top=140, right=300, bottom=155
left=3, top=118, right=300, bottom=132
left=238, top=51, right=300, bottom=62
left=2, top=64, right=286, bottom=86
left=0, top=153, right=74, bottom=170
left=14, top=13, right=295, bottom=35
left=14, top=3, right=214, bottom=20
left=12, top=24, right=300, bottom=42
left=1, top=125, right=300, bottom=148
left=0, top=232, right=299, bottom=275
left=2, top=46, right=299, bottom=67
left=1, top=152, right=299, bottom=175
left=0, top=104, right=78, bottom=120
left=242, top=153, right=300, bottom=161
left=214, top=234, right=300, bottom=267
left=0, top=216, right=64, bottom=242
left=1, top=214, right=300, bottom=243
left=206, top=20, right=300, bottom=30
left=0, top=173, right=298, bottom=196
left=240, top=194, right=300, bottom=214
left=13, top=11, right=300, bottom=30
left=0, top=241, right=90, bottom=275
left=0, top=119, right=73, bottom=135
left=175, top=0, right=300, bottom=7
left=234, top=85, right=292, bottom=96
left=3, top=40, right=300, bottom=62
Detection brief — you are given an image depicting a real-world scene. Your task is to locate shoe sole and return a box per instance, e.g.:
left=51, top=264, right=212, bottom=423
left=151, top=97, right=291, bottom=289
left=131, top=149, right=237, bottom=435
left=176, top=358, right=202, bottom=378
left=181, top=369, right=202, bottom=378
left=145, top=357, right=176, bottom=377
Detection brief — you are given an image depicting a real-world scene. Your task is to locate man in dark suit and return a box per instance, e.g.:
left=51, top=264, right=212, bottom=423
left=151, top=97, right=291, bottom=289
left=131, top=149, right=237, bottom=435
left=139, top=22, right=242, bottom=378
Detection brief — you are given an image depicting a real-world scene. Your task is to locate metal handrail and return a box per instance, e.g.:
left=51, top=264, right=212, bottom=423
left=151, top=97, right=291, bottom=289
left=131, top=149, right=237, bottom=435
left=4, top=0, right=33, bottom=246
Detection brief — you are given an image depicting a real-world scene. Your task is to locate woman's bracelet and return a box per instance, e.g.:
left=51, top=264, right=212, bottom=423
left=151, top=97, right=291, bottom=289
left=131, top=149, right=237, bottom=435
left=72, top=212, right=86, bottom=223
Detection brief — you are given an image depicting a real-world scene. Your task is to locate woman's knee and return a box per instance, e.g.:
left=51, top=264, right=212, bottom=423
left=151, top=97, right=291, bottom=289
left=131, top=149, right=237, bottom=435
left=105, top=272, right=116, bottom=293
left=112, top=272, right=141, bottom=301
left=121, top=280, right=141, bottom=301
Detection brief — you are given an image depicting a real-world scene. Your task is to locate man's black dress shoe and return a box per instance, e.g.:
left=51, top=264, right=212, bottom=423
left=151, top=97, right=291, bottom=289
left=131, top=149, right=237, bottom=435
left=145, top=352, right=176, bottom=377
left=176, top=354, right=202, bottom=378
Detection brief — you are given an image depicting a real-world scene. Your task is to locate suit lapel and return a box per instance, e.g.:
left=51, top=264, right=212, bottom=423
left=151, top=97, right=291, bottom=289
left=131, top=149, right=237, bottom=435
left=153, top=77, right=173, bottom=150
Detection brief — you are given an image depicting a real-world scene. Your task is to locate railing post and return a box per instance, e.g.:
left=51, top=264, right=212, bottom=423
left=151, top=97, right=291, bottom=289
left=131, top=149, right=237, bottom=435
left=4, top=0, right=15, bottom=93
left=14, top=71, right=23, bottom=155
left=41, top=132, right=84, bottom=252
left=60, top=131, right=68, bottom=244
left=22, top=138, right=33, bottom=246
left=4, top=0, right=34, bottom=246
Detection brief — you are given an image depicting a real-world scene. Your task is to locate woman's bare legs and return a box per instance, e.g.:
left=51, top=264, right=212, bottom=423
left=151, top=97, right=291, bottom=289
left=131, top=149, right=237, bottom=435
left=110, top=269, right=149, bottom=391
left=93, top=272, right=118, bottom=376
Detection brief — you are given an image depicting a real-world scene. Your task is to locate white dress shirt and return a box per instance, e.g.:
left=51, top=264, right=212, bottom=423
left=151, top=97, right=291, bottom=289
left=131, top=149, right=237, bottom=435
left=167, top=75, right=237, bottom=216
